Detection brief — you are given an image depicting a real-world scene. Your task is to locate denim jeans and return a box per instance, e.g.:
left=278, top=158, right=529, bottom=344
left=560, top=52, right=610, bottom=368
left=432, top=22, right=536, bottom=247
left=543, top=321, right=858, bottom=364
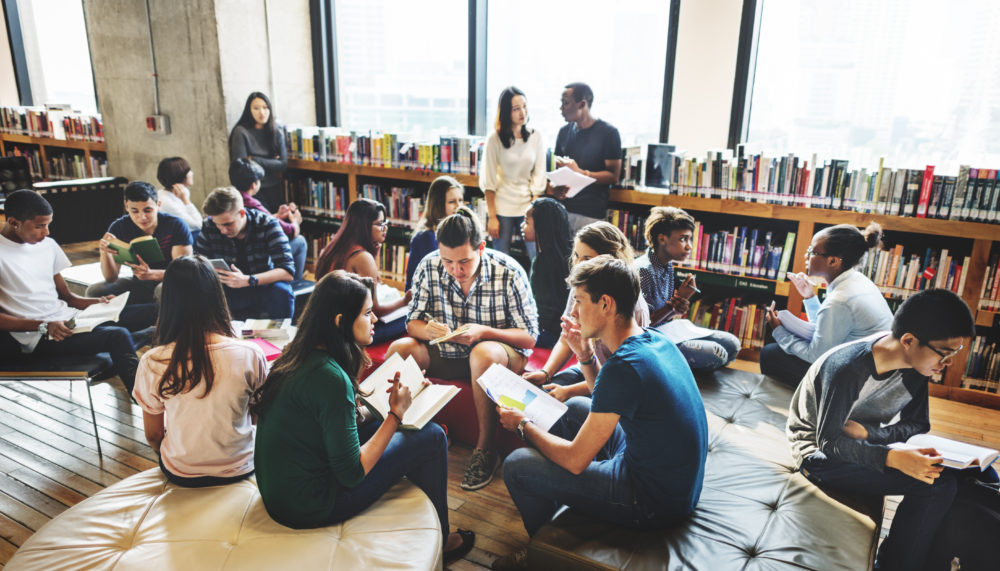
left=372, top=317, right=406, bottom=345
left=503, top=396, right=668, bottom=536
left=493, top=215, right=536, bottom=259
left=759, top=342, right=811, bottom=388
left=328, top=421, right=451, bottom=541
left=0, top=303, right=157, bottom=394
left=289, top=235, right=307, bottom=281
left=801, top=452, right=958, bottom=571
left=225, top=281, right=294, bottom=320
left=677, top=330, right=741, bottom=370
left=86, top=277, right=160, bottom=304
left=551, top=365, right=584, bottom=387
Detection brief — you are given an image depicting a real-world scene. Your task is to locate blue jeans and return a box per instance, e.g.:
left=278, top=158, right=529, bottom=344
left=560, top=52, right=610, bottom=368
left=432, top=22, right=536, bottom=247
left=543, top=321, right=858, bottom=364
left=373, top=317, right=406, bottom=345
left=801, top=452, right=958, bottom=571
left=289, top=235, right=307, bottom=281
left=535, top=328, right=559, bottom=349
left=759, top=342, right=811, bottom=388
left=677, top=330, right=741, bottom=370
left=494, top=215, right=536, bottom=259
left=225, top=281, right=294, bottom=320
left=328, top=421, right=451, bottom=541
left=551, top=365, right=584, bottom=387
left=504, top=396, right=673, bottom=536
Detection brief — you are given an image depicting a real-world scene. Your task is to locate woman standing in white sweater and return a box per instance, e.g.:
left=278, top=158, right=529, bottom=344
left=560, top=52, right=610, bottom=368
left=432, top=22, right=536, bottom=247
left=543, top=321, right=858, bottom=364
left=479, top=86, right=547, bottom=257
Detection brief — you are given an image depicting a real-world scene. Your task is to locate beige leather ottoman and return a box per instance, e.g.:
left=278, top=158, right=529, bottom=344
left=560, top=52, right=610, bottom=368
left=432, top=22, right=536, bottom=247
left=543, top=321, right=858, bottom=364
left=528, top=368, right=883, bottom=571
left=8, top=468, right=443, bottom=570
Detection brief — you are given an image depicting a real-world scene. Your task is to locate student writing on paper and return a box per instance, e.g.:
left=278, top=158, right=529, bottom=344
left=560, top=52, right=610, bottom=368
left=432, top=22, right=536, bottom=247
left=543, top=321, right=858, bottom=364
left=386, top=207, right=538, bottom=491
left=762, top=223, right=893, bottom=387
left=787, top=289, right=994, bottom=571
left=405, top=175, right=465, bottom=289
left=0, top=190, right=156, bottom=394
left=90, top=181, right=193, bottom=304
left=133, top=255, right=267, bottom=487
left=636, top=207, right=740, bottom=371
left=252, top=271, right=475, bottom=562
left=492, top=256, right=707, bottom=570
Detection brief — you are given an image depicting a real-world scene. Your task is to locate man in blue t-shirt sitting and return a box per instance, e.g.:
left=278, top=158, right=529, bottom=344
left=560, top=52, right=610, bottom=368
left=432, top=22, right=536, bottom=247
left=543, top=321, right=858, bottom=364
left=88, top=181, right=193, bottom=304
left=494, top=255, right=708, bottom=569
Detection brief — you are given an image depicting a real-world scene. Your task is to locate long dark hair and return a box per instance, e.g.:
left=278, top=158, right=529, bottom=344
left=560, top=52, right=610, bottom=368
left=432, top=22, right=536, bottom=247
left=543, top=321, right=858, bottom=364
left=530, top=197, right=572, bottom=292
left=315, top=198, right=387, bottom=279
left=495, top=86, right=531, bottom=149
left=152, top=255, right=233, bottom=398
left=231, top=91, right=280, bottom=150
left=251, top=271, right=373, bottom=418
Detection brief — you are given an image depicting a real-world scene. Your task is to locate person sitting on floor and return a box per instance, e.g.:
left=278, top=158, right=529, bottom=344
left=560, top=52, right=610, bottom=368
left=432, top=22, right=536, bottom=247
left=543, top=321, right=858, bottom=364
left=229, top=158, right=307, bottom=280
left=133, top=255, right=267, bottom=487
left=195, top=186, right=294, bottom=320
left=762, top=222, right=894, bottom=387
left=405, top=175, right=465, bottom=290
left=520, top=197, right=572, bottom=349
left=315, top=198, right=412, bottom=344
left=635, top=206, right=740, bottom=370
left=386, top=207, right=538, bottom=491
left=523, top=221, right=650, bottom=401
left=252, top=270, right=475, bottom=562
left=155, top=156, right=203, bottom=234
left=89, top=181, right=193, bottom=304
left=786, top=288, right=982, bottom=571
left=0, top=189, right=156, bottom=394
left=493, top=255, right=708, bottom=570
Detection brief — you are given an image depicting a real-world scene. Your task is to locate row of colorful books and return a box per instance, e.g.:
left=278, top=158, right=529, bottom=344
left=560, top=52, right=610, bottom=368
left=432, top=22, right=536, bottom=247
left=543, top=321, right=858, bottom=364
left=7, top=146, right=43, bottom=179
left=284, top=177, right=348, bottom=218
left=48, top=154, right=108, bottom=180
left=687, top=297, right=766, bottom=351
left=358, top=184, right=422, bottom=226
left=962, top=336, right=1000, bottom=393
left=0, top=106, right=104, bottom=141
left=975, top=253, right=1000, bottom=312
left=858, top=246, right=971, bottom=298
left=285, top=126, right=484, bottom=175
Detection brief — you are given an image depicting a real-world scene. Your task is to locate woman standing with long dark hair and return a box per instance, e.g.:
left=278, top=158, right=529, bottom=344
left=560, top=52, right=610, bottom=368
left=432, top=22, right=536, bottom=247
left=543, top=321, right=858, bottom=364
left=252, top=271, right=474, bottom=560
left=133, top=255, right=267, bottom=487
left=229, top=92, right=287, bottom=211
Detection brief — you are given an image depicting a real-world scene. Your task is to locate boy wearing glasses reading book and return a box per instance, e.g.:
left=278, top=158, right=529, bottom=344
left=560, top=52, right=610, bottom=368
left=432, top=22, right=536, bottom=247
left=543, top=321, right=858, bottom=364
left=787, top=289, right=979, bottom=571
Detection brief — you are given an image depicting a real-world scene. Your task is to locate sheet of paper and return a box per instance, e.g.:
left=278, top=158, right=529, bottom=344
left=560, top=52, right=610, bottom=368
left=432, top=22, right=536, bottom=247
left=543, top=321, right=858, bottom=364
left=71, top=292, right=130, bottom=333
left=655, top=319, right=713, bottom=344
left=546, top=166, right=597, bottom=198
left=476, top=363, right=568, bottom=432
left=379, top=305, right=408, bottom=324
left=777, top=309, right=815, bottom=341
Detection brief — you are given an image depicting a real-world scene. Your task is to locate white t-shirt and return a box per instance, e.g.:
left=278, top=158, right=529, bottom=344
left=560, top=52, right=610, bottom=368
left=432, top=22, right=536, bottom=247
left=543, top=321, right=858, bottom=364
left=157, top=188, right=203, bottom=231
left=0, top=234, right=78, bottom=352
left=133, top=337, right=267, bottom=478
left=479, top=130, right=548, bottom=217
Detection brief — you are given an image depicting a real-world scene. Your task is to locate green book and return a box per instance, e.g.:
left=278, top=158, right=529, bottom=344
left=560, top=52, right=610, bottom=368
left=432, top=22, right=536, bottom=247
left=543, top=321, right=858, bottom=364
left=107, top=235, right=164, bottom=265
left=777, top=232, right=796, bottom=281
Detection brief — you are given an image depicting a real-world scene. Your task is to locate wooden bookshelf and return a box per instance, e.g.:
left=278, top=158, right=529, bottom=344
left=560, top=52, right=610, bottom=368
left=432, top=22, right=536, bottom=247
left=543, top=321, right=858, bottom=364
left=0, top=133, right=107, bottom=180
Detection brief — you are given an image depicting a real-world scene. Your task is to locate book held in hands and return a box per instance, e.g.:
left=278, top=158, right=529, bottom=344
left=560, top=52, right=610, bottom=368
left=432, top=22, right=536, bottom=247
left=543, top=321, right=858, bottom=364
left=360, top=353, right=459, bottom=430
left=476, top=363, right=568, bottom=432
left=889, top=434, right=999, bottom=471
left=107, top=235, right=164, bottom=265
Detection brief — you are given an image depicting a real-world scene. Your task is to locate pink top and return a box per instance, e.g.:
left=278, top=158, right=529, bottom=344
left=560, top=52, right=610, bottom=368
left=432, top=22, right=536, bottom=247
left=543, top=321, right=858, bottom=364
left=134, top=337, right=268, bottom=478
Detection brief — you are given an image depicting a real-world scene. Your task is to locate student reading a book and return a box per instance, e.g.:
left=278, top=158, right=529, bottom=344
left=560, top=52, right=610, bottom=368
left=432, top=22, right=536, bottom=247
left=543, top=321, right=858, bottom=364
left=636, top=207, right=741, bottom=370
left=547, top=83, right=622, bottom=233
left=480, top=86, right=547, bottom=257
left=315, top=198, right=412, bottom=344
left=229, top=91, right=287, bottom=211
left=387, top=207, right=538, bottom=491
left=89, top=181, right=193, bottom=304
left=251, top=271, right=475, bottom=561
left=195, top=187, right=294, bottom=320
left=0, top=190, right=155, bottom=394
left=133, top=255, right=267, bottom=487
left=229, top=158, right=307, bottom=280
left=520, top=198, right=572, bottom=348
left=404, top=175, right=465, bottom=290
left=786, top=289, right=985, bottom=571
left=155, top=157, right=203, bottom=233
left=493, top=256, right=707, bottom=570
left=761, top=223, right=893, bottom=387
left=522, top=221, right=650, bottom=401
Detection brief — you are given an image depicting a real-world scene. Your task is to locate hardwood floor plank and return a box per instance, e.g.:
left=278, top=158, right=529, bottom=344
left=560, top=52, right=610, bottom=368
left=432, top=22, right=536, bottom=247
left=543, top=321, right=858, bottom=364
left=0, top=474, right=68, bottom=520
left=7, top=467, right=86, bottom=508
left=0, top=445, right=105, bottom=497
left=0, top=422, right=138, bottom=481
left=0, top=491, right=49, bottom=532
left=0, top=537, right=18, bottom=566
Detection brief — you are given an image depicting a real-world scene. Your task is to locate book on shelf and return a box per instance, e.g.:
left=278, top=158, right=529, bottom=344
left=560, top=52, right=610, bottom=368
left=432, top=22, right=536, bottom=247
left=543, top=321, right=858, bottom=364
left=107, top=235, right=164, bottom=265
left=284, top=176, right=348, bottom=217
left=889, top=434, right=998, bottom=471
left=964, top=336, right=1000, bottom=394
left=0, top=105, right=104, bottom=141
left=361, top=353, right=459, bottom=430
left=685, top=297, right=768, bottom=350
left=861, top=245, right=969, bottom=299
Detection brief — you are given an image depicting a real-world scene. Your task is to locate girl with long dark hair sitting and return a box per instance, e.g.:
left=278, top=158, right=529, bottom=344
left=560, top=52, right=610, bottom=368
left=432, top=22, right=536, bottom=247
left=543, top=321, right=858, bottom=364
left=520, top=197, right=572, bottom=348
left=252, top=271, right=474, bottom=560
left=133, top=255, right=268, bottom=487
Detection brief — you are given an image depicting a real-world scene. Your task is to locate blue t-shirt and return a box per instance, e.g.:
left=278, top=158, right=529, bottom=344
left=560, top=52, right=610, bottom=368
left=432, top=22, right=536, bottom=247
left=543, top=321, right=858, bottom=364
left=108, top=212, right=192, bottom=270
left=554, top=119, right=622, bottom=219
left=591, top=328, right=708, bottom=517
left=405, top=229, right=438, bottom=290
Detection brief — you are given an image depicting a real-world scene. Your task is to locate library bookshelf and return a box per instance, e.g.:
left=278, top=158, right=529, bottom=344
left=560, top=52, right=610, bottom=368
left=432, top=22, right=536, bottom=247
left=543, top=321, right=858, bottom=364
left=0, top=133, right=108, bottom=181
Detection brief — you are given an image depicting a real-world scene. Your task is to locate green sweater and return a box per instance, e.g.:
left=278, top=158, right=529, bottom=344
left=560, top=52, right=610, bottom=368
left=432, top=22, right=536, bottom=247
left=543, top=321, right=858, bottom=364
left=254, top=350, right=366, bottom=528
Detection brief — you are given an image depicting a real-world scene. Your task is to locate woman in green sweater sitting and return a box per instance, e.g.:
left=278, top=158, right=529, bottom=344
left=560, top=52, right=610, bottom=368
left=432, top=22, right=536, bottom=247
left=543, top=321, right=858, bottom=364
left=252, top=270, right=474, bottom=561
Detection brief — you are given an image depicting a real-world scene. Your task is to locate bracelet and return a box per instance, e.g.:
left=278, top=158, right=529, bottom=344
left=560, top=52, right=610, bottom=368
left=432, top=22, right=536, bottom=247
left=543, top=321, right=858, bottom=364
left=541, top=369, right=552, bottom=383
left=577, top=353, right=595, bottom=366
left=388, top=410, right=403, bottom=425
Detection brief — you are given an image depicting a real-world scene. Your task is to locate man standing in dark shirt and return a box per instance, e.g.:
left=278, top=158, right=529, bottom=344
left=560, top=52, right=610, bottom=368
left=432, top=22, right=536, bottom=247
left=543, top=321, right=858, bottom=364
left=549, top=83, right=622, bottom=233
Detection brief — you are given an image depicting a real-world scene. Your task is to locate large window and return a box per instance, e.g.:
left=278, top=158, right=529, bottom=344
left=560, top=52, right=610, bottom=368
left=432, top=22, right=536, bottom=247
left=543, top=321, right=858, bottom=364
left=335, top=0, right=467, bottom=139
left=486, top=0, right=670, bottom=147
left=745, top=0, right=1000, bottom=171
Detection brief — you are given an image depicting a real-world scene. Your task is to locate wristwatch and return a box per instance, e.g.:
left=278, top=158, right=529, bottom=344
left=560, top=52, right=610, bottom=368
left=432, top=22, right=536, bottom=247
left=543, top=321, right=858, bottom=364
left=37, top=321, right=49, bottom=339
left=516, top=418, right=533, bottom=441
left=247, top=274, right=259, bottom=287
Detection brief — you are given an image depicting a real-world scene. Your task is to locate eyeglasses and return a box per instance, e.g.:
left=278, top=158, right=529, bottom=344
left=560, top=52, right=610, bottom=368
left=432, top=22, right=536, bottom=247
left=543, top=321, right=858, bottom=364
left=922, top=341, right=963, bottom=364
left=372, top=221, right=389, bottom=229
left=805, top=245, right=835, bottom=258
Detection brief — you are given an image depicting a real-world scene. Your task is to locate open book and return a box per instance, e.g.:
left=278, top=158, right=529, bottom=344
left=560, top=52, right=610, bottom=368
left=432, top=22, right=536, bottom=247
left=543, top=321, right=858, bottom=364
left=359, top=353, right=459, bottom=430
left=889, top=434, right=999, bottom=471
left=70, top=292, right=130, bottom=333
left=476, top=363, right=568, bottom=432
left=107, top=235, right=164, bottom=265
left=777, top=309, right=815, bottom=341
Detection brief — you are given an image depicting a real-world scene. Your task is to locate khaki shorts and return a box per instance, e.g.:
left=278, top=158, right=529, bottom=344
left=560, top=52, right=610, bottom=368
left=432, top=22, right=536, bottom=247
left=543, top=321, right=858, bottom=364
left=426, top=342, right=526, bottom=380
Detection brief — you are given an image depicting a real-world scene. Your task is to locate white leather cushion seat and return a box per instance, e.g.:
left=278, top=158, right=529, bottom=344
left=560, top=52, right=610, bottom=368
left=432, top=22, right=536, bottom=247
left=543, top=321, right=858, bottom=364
left=8, top=468, right=443, bottom=570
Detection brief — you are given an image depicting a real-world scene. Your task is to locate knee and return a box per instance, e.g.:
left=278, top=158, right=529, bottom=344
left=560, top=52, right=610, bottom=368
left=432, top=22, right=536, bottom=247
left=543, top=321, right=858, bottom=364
left=85, top=282, right=112, bottom=297
left=388, top=337, right=420, bottom=358
left=565, top=396, right=592, bottom=417
left=420, top=422, right=448, bottom=450
left=721, top=332, right=741, bottom=357
left=469, top=342, right=505, bottom=367
left=502, top=448, right=538, bottom=486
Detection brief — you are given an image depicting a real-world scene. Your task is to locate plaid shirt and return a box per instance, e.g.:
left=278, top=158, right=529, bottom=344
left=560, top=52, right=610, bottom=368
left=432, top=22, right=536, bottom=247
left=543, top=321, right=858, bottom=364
left=635, top=249, right=674, bottom=323
left=408, top=249, right=538, bottom=358
left=195, top=208, right=294, bottom=277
